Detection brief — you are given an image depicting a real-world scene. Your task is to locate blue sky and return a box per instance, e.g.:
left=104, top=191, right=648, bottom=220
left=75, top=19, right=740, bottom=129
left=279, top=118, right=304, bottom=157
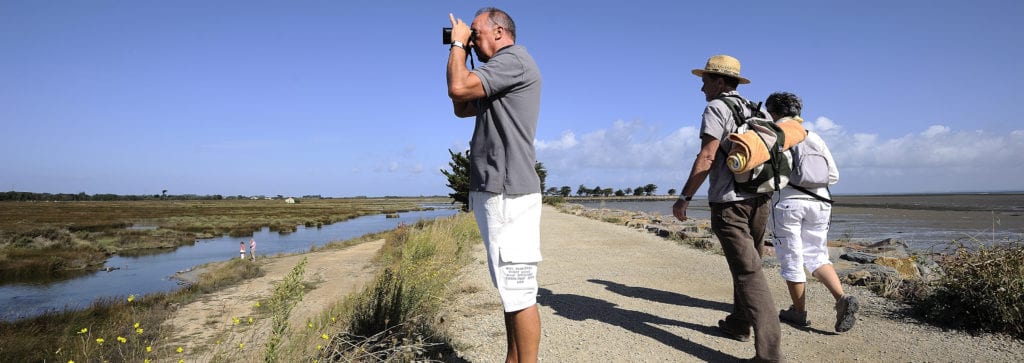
left=2, top=1, right=1022, bottom=197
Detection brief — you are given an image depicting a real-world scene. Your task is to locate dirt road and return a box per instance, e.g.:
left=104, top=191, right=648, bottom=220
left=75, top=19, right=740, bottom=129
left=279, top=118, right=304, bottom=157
left=443, top=205, right=1024, bottom=362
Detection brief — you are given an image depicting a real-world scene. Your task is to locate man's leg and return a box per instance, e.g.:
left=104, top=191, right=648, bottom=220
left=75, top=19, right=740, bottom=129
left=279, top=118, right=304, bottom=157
left=712, top=198, right=783, bottom=362
left=504, top=304, right=540, bottom=363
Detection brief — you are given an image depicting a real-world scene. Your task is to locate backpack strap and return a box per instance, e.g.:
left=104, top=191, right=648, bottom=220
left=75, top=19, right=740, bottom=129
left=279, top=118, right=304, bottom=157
left=790, top=184, right=834, bottom=204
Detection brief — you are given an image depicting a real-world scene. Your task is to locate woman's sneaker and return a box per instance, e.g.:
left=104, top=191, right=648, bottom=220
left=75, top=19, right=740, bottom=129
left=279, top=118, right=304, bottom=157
left=779, top=306, right=811, bottom=326
left=835, top=295, right=859, bottom=332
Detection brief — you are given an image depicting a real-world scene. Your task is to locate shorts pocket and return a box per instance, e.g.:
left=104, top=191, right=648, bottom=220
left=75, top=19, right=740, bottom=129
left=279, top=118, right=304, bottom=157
left=498, top=264, right=538, bottom=290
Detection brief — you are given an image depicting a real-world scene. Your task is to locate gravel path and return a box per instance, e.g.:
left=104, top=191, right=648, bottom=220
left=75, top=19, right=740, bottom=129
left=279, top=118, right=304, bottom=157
left=442, top=205, right=1024, bottom=362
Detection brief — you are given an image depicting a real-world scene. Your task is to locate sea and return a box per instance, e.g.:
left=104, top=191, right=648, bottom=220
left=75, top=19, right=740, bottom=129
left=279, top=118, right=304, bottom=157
left=577, top=193, right=1024, bottom=253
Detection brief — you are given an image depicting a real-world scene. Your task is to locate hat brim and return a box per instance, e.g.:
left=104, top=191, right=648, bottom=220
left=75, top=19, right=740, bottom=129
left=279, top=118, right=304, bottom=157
left=692, top=69, right=750, bottom=84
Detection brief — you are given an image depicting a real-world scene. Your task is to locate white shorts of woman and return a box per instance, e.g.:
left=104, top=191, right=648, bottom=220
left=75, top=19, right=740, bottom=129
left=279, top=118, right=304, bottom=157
left=773, top=198, right=832, bottom=282
left=470, top=191, right=542, bottom=312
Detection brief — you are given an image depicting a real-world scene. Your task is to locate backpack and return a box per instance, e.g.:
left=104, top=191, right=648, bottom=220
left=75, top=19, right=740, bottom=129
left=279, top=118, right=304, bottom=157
left=789, top=132, right=835, bottom=204
left=717, top=95, right=792, bottom=194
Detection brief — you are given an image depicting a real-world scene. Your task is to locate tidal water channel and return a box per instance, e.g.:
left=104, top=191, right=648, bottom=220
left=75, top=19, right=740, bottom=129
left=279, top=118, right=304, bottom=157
left=0, top=206, right=459, bottom=322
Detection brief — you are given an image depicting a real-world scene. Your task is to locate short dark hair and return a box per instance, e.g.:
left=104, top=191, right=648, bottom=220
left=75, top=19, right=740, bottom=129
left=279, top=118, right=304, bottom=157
left=476, top=7, right=516, bottom=40
left=766, top=92, right=802, bottom=117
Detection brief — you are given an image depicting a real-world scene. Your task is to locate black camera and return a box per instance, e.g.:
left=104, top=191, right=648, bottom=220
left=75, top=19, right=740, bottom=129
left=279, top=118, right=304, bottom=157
left=442, top=27, right=476, bottom=45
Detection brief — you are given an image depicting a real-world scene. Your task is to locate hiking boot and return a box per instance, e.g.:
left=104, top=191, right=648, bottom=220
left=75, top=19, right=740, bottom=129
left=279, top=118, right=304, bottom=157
left=779, top=305, right=811, bottom=327
left=835, top=294, right=860, bottom=332
left=717, top=319, right=751, bottom=342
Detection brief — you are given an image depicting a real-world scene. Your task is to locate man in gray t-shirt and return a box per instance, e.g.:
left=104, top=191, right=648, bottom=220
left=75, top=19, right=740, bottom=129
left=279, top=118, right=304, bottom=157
left=446, top=7, right=542, bottom=363
left=673, top=55, right=783, bottom=362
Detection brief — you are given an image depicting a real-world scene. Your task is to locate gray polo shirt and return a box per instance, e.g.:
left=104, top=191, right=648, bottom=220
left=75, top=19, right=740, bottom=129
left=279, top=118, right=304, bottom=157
left=469, top=45, right=542, bottom=194
left=700, top=91, right=765, bottom=203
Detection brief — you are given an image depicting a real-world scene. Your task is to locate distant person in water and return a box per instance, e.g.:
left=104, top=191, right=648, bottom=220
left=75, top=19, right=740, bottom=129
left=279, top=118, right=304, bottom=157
left=249, top=238, right=256, bottom=261
left=239, top=241, right=246, bottom=260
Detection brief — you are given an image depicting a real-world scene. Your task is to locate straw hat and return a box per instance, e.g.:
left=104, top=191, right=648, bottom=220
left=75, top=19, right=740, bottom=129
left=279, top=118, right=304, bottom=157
left=692, top=54, right=750, bottom=84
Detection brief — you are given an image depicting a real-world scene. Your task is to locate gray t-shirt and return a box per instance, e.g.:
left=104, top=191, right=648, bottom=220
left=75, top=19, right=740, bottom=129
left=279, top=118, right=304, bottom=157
left=700, top=91, right=765, bottom=203
left=469, top=45, right=542, bottom=194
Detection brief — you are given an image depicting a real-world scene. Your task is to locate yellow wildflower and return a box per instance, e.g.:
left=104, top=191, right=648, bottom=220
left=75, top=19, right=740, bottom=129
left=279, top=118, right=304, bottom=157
left=144, top=360, right=151, bottom=363
left=307, top=322, right=313, bottom=329
left=78, top=327, right=88, bottom=334
left=176, top=346, right=183, bottom=353
left=248, top=317, right=254, bottom=324
left=321, top=334, right=329, bottom=340
left=317, top=344, right=323, bottom=350
left=117, top=336, right=127, bottom=344
left=254, top=301, right=261, bottom=307
left=68, top=360, right=74, bottom=363
left=136, top=328, right=144, bottom=335
left=134, top=322, right=140, bottom=329
left=178, top=360, right=184, bottom=363
left=127, top=294, right=135, bottom=303
left=232, top=317, right=240, bottom=325
left=146, top=346, right=152, bottom=352
left=95, top=338, right=104, bottom=345
left=239, top=343, right=245, bottom=349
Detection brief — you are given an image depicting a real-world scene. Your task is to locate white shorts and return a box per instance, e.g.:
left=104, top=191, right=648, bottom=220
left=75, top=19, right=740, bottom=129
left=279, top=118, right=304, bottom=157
left=470, top=191, right=542, bottom=312
left=772, top=198, right=832, bottom=283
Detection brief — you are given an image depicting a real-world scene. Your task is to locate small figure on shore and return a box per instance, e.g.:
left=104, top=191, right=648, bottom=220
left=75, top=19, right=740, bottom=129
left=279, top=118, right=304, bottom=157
left=765, top=92, right=859, bottom=332
left=249, top=238, right=256, bottom=261
left=239, top=241, right=246, bottom=260
left=672, top=54, right=783, bottom=362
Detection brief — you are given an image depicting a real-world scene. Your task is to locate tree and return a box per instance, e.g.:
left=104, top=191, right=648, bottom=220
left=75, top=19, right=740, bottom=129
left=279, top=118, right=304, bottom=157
left=577, top=184, right=588, bottom=197
left=535, top=161, right=548, bottom=193
left=643, top=184, right=658, bottom=196
left=559, top=186, right=572, bottom=197
left=667, top=188, right=677, bottom=196
left=545, top=187, right=559, bottom=196
left=440, top=149, right=471, bottom=211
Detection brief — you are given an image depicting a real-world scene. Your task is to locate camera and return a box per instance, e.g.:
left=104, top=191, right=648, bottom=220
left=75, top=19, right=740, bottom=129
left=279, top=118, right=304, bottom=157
left=442, top=27, right=476, bottom=45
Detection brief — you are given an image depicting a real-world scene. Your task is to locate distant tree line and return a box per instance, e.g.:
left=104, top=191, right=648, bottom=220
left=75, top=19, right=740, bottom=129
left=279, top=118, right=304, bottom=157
left=543, top=184, right=676, bottom=197
left=0, top=191, right=311, bottom=202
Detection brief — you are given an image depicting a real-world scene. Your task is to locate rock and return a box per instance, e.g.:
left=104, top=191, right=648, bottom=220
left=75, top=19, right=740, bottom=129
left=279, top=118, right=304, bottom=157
left=862, top=238, right=911, bottom=258
left=840, top=264, right=900, bottom=286
left=841, top=251, right=879, bottom=264
left=875, top=256, right=922, bottom=280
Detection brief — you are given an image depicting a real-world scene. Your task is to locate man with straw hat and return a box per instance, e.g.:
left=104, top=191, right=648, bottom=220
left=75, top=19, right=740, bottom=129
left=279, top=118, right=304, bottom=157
left=673, top=54, right=784, bottom=362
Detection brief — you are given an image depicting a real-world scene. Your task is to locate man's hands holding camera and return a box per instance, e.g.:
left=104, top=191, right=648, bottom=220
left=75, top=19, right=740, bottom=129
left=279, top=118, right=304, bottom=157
left=446, top=13, right=474, bottom=48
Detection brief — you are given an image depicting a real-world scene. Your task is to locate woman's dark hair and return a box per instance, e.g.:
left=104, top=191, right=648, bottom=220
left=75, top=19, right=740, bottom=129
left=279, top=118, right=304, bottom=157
left=765, top=92, right=802, bottom=117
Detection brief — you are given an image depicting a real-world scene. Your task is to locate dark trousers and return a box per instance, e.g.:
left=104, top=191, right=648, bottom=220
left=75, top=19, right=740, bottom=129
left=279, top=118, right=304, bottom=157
left=711, top=195, right=783, bottom=362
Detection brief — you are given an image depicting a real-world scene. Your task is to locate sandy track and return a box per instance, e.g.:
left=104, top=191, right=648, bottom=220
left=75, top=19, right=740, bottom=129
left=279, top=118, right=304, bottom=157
left=162, top=239, right=383, bottom=361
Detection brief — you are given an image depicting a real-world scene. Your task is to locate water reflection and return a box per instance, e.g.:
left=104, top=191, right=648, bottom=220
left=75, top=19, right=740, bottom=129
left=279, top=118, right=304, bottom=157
left=0, top=207, right=458, bottom=322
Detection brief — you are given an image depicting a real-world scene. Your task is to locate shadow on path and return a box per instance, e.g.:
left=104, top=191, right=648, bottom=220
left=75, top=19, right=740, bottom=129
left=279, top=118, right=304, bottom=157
left=588, top=279, right=733, bottom=312
left=538, top=288, right=743, bottom=362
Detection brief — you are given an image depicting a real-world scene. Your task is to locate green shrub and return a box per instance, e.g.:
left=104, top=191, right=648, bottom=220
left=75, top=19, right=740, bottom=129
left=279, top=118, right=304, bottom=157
left=913, top=242, right=1024, bottom=338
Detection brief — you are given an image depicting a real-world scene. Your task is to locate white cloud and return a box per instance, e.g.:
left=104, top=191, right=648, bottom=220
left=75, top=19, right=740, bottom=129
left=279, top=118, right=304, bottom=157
left=536, top=118, right=1024, bottom=194
left=922, top=125, right=950, bottom=138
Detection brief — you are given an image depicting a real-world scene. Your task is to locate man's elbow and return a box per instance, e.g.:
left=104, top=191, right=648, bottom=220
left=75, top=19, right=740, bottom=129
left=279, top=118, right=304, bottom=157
left=448, top=87, right=475, bottom=103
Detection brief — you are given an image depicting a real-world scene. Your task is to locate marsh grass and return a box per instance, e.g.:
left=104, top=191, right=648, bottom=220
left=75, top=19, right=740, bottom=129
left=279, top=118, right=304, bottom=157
left=0, top=257, right=264, bottom=362
left=309, top=213, right=478, bottom=361
left=0, top=198, right=443, bottom=283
